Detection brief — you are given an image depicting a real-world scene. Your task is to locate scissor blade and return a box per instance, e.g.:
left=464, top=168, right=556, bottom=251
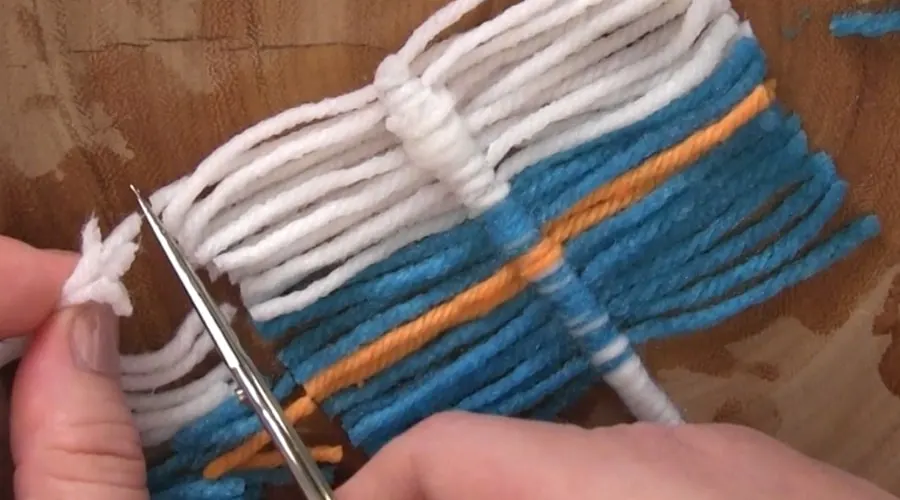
left=130, top=185, right=243, bottom=369
left=129, top=185, right=335, bottom=499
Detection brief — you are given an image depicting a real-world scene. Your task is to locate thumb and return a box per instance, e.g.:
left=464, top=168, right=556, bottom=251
left=10, top=303, right=148, bottom=499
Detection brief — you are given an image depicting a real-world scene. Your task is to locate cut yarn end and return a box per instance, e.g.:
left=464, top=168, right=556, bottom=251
left=61, top=216, right=140, bottom=317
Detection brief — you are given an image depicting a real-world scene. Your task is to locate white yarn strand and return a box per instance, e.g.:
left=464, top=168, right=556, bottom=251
left=498, top=12, right=741, bottom=178
left=250, top=210, right=466, bottom=320
left=241, top=184, right=457, bottom=304
left=126, top=364, right=232, bottom=413
left=471, top=0, right=668, bottom=108
left=133, top=376, right=236, bottom=446
left=119, top=304, right=236, bottom=375
left=485, top=0, right=731, bottom=169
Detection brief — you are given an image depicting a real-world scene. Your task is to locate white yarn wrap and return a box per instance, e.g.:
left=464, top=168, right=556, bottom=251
left=7, top=0, right=753, bottom=441
left=375, top=54, right=509, bottom=214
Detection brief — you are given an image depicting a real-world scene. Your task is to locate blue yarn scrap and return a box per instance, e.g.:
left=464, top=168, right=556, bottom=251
left=831, top=9, right=900, bottom=37
left=145, top=35, right=881, bottom=498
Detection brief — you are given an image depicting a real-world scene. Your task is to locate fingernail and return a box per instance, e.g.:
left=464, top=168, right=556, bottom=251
left=69, top=304, right=120, bottom=377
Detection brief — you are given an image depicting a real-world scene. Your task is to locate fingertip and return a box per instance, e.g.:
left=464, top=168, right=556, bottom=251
left=0, top=237, right=79, bottom=335
left=10, top=304, right=146, bottom=499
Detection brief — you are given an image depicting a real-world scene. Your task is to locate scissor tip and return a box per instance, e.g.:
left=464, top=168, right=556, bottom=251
left=130, top=185, right=153, bottom=219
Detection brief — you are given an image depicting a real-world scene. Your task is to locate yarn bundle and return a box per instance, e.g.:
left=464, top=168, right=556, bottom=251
left=11, top=0, right=879, bottom=497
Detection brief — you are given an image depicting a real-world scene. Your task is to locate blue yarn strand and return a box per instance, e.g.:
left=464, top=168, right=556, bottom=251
left=527, top=370, right=597, bottom=421
left=456, top=334, right=578, bottom=413
left=597, top=139, right=824, bottom=317
left=628, top=176, right=847, bottom=321
left=600, top=149, right=835, bottom=305
left=831, top=10, right=900, bottom=37
left=170, top=373, right=295, bottom=453
left=627, top=215, right=880, bottom=342
left=610, top=155, right=838, bottom=319
left=573, top=113, right=804, bottom=280
left=490, top=357, right=589, bottom=417
left=323, top=294, right=531, bottom=418
left=152, top=477, right=247, bottom=500
left=346, top=299, right=556, bottom=447
left=606, top=157, right=837, bottom=311
left=279, top=257, right=501, bottom=381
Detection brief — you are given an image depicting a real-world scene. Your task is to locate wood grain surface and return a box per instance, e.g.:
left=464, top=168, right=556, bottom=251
left=1, top=1, right=899, bottom=498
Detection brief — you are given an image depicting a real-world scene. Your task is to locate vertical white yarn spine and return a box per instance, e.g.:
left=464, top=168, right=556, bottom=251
left=605, top=356, right=684, bottom=424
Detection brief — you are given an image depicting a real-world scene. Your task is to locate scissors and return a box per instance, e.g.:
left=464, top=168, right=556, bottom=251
left=131, top=186, right=336, bottom=500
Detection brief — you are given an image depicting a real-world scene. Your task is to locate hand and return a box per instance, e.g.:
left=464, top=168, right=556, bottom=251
left=337, top=412, right=897, bottom=500
left=1, top=236, right=148, bottom=499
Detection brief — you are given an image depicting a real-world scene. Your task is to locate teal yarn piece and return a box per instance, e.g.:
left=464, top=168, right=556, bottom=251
left=831, top=10, right=900, bottom=37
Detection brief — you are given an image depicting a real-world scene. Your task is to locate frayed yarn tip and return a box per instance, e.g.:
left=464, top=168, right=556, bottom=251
left=60, top=216, right=140, bottom=317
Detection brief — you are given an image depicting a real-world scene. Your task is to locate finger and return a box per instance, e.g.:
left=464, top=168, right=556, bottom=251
left=10, top=303, right=148, bottom=499
left=336, top=412, right=606, bottom=500
left=0, top=377, right=12, bottom=500
left=0, top=236, right=78, bottom=335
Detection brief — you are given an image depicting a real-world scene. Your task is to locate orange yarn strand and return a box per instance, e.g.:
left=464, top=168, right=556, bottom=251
left=512, top=239, right=565, bottom=280
left=239, top=445, right=345, bottom=469
left=204, top=83, right=773, bottom=479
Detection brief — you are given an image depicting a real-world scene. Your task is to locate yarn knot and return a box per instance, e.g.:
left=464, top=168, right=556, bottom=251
left=375, top=55, right=509, bottom=214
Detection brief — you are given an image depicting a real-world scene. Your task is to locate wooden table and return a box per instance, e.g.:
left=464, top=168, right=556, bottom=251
left=1, top=1, right=899, bottom=498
